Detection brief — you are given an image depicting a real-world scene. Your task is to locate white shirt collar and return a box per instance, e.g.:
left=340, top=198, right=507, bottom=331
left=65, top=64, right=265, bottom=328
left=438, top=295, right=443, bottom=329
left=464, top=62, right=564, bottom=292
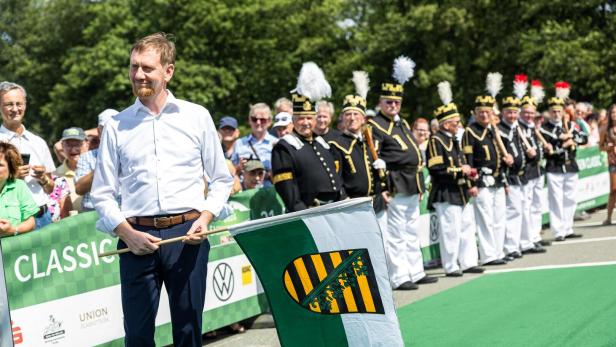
left=134, top=90, right=180, bottom=117
left=0, top=124, right=31, bottom=140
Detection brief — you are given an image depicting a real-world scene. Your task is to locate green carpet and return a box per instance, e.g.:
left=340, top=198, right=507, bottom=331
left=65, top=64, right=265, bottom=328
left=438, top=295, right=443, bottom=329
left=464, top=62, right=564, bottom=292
left=397, top=265, right=616, bottom=347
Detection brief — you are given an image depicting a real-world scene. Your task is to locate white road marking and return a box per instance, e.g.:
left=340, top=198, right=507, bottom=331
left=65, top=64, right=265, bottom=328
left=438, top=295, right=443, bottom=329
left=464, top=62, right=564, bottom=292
left=485, top=261, right=616, bottom=274
left=550, top=236, right=616, bottom=245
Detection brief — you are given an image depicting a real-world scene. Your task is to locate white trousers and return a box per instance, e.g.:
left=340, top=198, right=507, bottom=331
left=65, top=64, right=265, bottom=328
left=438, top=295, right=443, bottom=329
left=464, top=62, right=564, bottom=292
left=383, top=193, right=425, bottom=287
left=434, top=202, right=479, bottom=273
left=547, top=172, right=578, bottom=238
left=474, top=187, right=506, bottom=264
left=504, top=184, right=524, bottom=254
left=375, top=208, right=388, bottom=238
left=520, top=176, right=545, bottom=250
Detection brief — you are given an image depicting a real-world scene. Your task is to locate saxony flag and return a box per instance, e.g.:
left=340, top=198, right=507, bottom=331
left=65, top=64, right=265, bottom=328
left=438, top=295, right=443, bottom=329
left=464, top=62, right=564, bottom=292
left=230, top=198, right=403, bottom=347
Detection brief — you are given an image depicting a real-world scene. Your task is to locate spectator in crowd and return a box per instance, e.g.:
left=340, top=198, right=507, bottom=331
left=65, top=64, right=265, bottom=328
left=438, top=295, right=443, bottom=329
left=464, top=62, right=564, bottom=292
left=335, top=114, right=346, bottom=132
left=598, top=108, right=608, bottom=127
left=600, top=104, right=616, bottom=225
left=242, top=159, right=266, bottom=190
left=53, top=128, right=97, bottom=163
left=0, top=142, right=38, bottom=237
left=75, top=109, right=118, bottom=211
left=53, top=127, right=86, bottom=214
left=314, top=100, right=341, bottom=142
left=586, top=112, right=600, bottom=146
left=272, top=112, right=293, bottom=138
left=232, top=103, right=277, bottom=184
left=218, top=116, right=240, bottom=160
left=0, top=81, right=55, bottom=229
left=412, top=117, right=430, bottom=152
left=430, top=118, right=440, bottom=134
left=575, top=102, right=592, bottom=145
left=274, top=97, right=293, bottom=114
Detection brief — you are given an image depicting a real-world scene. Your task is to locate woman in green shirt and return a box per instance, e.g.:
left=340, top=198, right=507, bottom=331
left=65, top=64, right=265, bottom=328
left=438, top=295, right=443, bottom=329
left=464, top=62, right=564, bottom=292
left=0, top=142, right=39, bottom=237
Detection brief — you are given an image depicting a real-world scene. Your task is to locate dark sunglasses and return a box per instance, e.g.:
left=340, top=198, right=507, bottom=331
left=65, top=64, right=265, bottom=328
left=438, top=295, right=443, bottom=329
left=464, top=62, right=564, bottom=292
left=250, top=117, right=269, bottom=123
left=385, top=100, right=401, bottom=105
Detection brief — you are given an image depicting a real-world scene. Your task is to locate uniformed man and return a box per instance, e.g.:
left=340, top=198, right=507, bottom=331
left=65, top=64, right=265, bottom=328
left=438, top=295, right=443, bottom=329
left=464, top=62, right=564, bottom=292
left=540, top=96, right=588, bottom=241
left=518, top=94, right=550, bottom=253
left=369, top=56, right=437, bottom=290
left=427, top=81, right=484, bottom=276
left=463, top=93, right=514, bottom=265
left=271, top=62, right=344, bottom=212
left=328, top=71, right=389, bottom=232
left=499, top=95, right=535, bottom=259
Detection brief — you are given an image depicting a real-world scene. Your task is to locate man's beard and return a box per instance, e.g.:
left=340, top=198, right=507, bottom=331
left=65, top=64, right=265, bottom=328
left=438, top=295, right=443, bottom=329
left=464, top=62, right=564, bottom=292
left=133, top=84, right=155, bottom=98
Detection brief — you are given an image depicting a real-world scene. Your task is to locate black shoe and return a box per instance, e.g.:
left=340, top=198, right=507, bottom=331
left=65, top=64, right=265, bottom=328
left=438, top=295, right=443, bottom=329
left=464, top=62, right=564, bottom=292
left=538, top=240, right=552, bottom=247
left=507, top=252, right=522, bottom=259
left=484, top=259, right=507, bottom=265
left=446, top=270, right=463, bottom=277
left=415, top=275, right=438, bottom=284
left=463, top=266, right=485, bottom=274
left=554, top=236, right=565, bottom=242
left=503, top=255, right=514, bottom=262
left=565, top=233, right=582, bottom=239
left=522, top=246, right=546, bottom=254
left=396, top=281, right=418, bottom=290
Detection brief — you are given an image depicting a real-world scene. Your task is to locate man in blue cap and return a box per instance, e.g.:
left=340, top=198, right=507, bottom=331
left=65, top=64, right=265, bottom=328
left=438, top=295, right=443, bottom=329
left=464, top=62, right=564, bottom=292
left=218, top=116, right=239, bottom=160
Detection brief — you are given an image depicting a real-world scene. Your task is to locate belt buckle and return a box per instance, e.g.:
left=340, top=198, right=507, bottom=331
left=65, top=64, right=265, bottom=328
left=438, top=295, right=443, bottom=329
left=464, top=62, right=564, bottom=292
left=153, top=217, right=170, bottom=229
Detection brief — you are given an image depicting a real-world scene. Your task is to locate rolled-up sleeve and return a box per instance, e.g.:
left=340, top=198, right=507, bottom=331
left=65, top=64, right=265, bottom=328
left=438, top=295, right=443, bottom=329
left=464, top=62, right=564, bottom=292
left=201, top=110, right=234, bottom=217
left=91, top=124, right=124, bottom=235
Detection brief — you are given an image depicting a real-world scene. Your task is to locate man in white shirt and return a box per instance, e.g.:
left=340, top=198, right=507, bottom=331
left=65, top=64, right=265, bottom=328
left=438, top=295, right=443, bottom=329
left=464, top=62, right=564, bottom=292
left=92, top=33, right=233, bottom=347
left=0, top=81, right=56, bottom=229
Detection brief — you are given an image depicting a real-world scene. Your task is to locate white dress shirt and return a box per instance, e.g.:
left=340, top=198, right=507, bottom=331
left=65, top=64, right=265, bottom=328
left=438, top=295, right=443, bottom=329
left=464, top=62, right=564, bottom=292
left=91, top=91, right=233, bottom=235
left=0, top=124, right=55, bottom=206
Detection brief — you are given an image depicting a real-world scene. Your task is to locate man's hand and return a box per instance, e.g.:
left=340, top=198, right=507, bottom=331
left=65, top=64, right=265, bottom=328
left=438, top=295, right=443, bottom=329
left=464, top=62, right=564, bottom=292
left=559, top=133, right=572, bottom=141
left=0, top=219, right=14, bottom=236
left=544, top=143, right=553, bottom=154
left=381, top=191, right=392, bottom=204
left=461, top=164, right=471, bottom=177
left=31, top=165, right=46, bottom=180
left=563, top=139, right=575, bottom=148
left=526, top=147, right=537, bottom=158
left=468, top=186, right=478, bottom=197
left=16, top=165, right=29, bottom=179
left=185, top=211, right=214, bottom=245
left=503, top=154, right=514, bottom=167
left=115, top=222, right=161, bottom=255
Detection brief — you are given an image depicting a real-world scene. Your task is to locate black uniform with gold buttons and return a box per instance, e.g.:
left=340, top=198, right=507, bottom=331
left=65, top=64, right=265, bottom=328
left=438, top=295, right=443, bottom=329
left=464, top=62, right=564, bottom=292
left=271, top=131, right=343, bottom=212
left=518, top=120, right=543, bottom=180
left=462, top=122, right=506, bottom=188
left=497, top=120, right=527, bottom=186
left=368, top=112, right=425, bottom=195
left=541, top=120, right=588, bottom=174
left=427, top=130, right=470, bottom=209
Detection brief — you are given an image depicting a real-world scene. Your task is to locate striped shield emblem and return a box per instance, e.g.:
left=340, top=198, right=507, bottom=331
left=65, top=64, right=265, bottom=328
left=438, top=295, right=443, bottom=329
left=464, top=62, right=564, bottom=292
left=282, top=248, right=385, bottom=314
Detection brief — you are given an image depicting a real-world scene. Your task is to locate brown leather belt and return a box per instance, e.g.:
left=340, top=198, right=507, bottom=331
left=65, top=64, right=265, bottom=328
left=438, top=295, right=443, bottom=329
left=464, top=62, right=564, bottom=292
left=127, top=210, right=200, bottom=229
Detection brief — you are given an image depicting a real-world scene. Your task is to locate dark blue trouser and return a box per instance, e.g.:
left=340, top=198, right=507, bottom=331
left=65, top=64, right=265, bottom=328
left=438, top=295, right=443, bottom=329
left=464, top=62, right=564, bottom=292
left=118, top=220, right=210, bottom=347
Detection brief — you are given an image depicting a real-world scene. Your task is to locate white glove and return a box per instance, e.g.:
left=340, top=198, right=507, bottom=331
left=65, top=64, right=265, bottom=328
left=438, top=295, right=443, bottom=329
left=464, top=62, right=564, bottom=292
left=372, top=159, right=386, bottom=170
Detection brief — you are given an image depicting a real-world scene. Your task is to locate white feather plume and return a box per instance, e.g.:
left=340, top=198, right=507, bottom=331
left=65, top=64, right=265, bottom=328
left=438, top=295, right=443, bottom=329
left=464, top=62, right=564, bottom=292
left=437, top=81, right=453, bottom=105
left=513, top=80, right=528, bottom=99
left=392, top=56, right=415, bottom=85
left=531, top=83, right=545, bottom=104
left=352, top=71, right=370, bottom=99
left=294, top=62, right=332, bottom=101
left=485, top=72, right=503, bottom=98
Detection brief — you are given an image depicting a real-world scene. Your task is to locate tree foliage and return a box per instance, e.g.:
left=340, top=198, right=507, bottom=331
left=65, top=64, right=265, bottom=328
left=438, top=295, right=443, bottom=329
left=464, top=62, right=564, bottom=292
left=1, top=0, right=615, bottom=142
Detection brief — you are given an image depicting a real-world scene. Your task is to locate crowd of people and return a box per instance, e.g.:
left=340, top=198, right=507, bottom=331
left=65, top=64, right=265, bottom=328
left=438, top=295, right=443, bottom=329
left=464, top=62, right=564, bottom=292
left=1, top=60, right=616, bottom=291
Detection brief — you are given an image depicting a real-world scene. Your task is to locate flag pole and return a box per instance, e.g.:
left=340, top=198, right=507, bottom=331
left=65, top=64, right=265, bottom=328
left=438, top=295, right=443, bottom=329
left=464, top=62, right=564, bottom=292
left=98, top=226, right=230, bottom=257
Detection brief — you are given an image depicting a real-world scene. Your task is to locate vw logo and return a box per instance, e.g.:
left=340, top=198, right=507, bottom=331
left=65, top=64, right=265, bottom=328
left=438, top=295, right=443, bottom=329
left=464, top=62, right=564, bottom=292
left=213, top=263, right=234, bottom=301
left=429, top=213, right=439, bottom=242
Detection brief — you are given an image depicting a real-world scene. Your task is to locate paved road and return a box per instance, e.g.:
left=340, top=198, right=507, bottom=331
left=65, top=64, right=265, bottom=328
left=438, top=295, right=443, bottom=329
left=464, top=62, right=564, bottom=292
left=203, top=208, right=616, bottom=346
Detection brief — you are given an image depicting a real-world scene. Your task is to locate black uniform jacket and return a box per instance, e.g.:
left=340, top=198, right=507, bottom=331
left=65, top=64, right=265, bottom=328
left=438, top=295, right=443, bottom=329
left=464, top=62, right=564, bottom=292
left=319, top=128, right=342, bottom=143
left=426, top=130, right=470, bottom=209
left=368, top=112, right=425, bottom=195
left=462, top=122, right=507, bottom=188
left=540, top=120, right=588, bottom=173
left=497, top=121, right=527, bottom=186
left=518, top=120, right=544, bottom=181
left=271, top=131, right=344, bottom=212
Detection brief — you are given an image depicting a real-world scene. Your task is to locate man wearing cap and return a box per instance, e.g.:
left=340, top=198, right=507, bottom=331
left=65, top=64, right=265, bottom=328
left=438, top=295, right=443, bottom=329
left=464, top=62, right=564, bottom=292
left=218, top=116, right=240, bottom=160
left=242, top=159, right=266, bottom=190
left=272, top=112, right=294, bottom=138
left=427, top=91, right=484, bottom=277
left=0, top=81, right=56, bottom=228
left=53, top=127, right=86, bottom=213
left=368, top=80, right=437, bottom=290
left=540, top=97, right=587, bottom=241
left=328, top=82, right=390, bottom=234
left=75, top=109, right=119, bottom=211
left=271, top=93, right=344, bottom=212
left=463, top=95, right=513, bottom=265
left=91, top=33, right=233, bottom=346
left=498, top=96, right=535, bottom=259
left=518, top=96, right=550, bottom=253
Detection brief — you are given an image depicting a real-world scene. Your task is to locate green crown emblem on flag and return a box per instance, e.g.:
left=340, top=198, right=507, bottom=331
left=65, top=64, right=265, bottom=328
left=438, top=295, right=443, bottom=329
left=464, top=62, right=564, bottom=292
left=282, top=248, right=385, bottom=314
